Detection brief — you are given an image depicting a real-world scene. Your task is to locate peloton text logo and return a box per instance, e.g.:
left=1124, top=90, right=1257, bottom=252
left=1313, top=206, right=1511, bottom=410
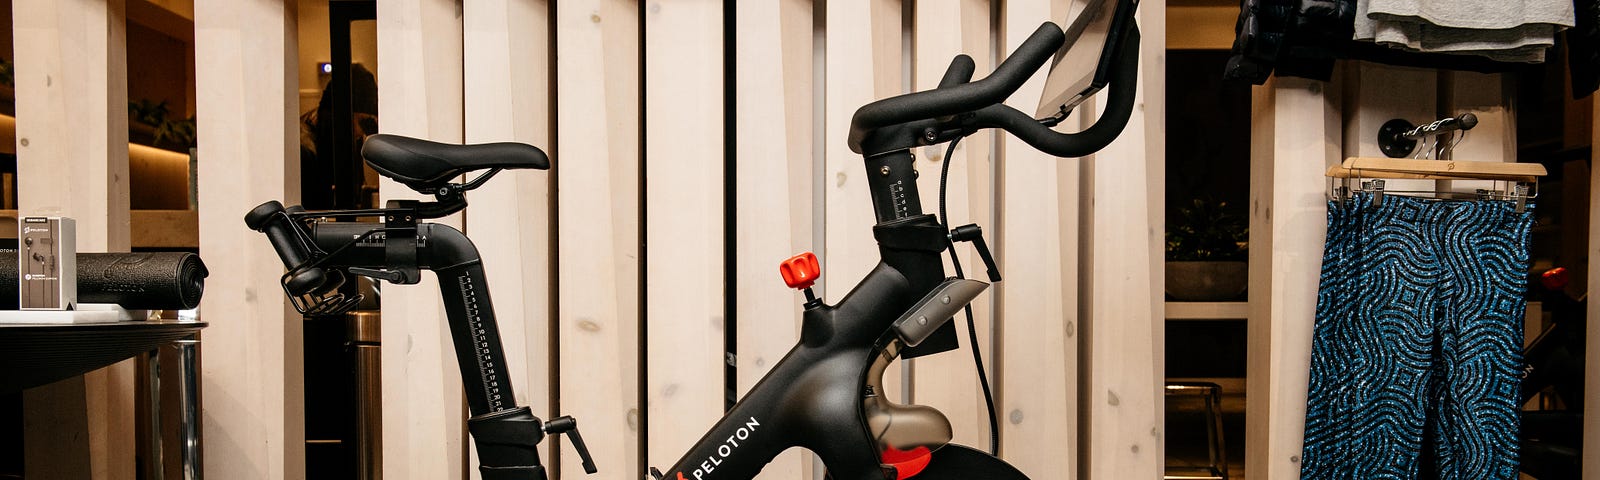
left=678, top=416, right=761, bottom=480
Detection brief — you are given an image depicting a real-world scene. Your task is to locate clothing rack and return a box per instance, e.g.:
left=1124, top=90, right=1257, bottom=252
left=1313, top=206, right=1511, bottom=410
left=1328, top=112, right=1545, bottom=213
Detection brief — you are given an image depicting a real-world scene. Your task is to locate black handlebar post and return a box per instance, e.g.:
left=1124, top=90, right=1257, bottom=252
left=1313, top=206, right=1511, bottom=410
left=864, top=151, right=924, bottom=222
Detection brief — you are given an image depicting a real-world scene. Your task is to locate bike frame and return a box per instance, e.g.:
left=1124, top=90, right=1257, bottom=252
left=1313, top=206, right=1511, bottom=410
left=286, top=151, right=965, bottom=480
left=253, top=8, right=1139, bottom=478
left=657, top=150, right=960, bottom=480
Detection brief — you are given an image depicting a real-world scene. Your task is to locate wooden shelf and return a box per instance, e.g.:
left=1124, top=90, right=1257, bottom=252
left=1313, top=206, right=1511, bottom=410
left=1165, top=301, right=1248, bottom=320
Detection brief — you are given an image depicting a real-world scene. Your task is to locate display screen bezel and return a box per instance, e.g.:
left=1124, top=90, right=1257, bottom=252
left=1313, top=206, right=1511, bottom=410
left=1035, top=0, right=1136, bottom=118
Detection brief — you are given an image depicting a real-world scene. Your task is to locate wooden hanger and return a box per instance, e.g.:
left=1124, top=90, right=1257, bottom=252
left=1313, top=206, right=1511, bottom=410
left=1325, top=157, right=1547, bottom=183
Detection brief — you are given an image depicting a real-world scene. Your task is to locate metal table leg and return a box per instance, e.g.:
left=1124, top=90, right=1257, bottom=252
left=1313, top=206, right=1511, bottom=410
left=147, top=348, right=165, bottom=480
left=175, top=337, right=202, bottom=480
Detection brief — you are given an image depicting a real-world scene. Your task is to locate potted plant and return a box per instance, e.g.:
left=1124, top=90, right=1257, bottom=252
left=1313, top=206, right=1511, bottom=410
left=1165, top=198, right=1248, bottom=301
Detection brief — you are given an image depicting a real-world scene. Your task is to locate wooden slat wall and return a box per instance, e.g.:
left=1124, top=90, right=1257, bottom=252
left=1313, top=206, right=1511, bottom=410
left=909, top=0, right=995, bottom=449
left=376, top=0, right=468, bottom=478
left=1246, top=75, right=1340, bottom=480
left=193, top=1, right=304, bottom=479
left=1080, top=1, right=1165, bottom=477
left=124, top=2, right=1572, bottom=479
left=1587, top=95, right=1600, bottom=480
left=1587, top=97, right=1600, bottom=480
left=643, top=0, right=726, bottom=473
left=462, top=0, right=555, bottom=476
left=824, top=0, right=908, bottom=407
left=554, top=1, right=643, bottom=479
left=733, top=1, right=815, bottom=479
left=996, top=1, right=1079, bottom=479
left=15, top=0, right=137, bottom=478
left=175, top=1, right=1189, bottom=479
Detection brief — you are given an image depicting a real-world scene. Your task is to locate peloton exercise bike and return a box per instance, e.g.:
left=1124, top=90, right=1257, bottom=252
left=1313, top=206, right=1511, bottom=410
left=246, top=0, right=1139, bottom=478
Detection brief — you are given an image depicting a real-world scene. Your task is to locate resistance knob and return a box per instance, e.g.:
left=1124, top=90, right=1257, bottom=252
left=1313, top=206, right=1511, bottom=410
left=779, top=252, right=821, bottom=305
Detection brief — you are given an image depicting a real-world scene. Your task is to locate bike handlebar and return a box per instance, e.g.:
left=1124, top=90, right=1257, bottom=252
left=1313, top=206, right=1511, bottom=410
left=847, top=23, right=1064, bottom=153
left=937, top=55, right=976, bottom=89
left=974, top=28, right=1139, bottom=158
left=245, top=200, right=328, bottom=296
left=846, top=21, right=1140, bottom=159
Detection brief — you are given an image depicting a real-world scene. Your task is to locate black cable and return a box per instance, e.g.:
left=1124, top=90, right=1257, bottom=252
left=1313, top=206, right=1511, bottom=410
left=935, top=136, right=1000, bottom=456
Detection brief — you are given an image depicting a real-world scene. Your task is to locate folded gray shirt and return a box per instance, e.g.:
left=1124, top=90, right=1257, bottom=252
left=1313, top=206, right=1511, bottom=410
left=1355, top=0, right=1577, bottom=62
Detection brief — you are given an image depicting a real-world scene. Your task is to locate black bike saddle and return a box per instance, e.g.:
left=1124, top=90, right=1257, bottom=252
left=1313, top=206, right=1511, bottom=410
left=363, top=134, right=550, bottom=191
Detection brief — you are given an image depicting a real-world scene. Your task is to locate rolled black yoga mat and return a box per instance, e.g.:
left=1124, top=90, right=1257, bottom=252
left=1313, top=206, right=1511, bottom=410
left=0, top=250, right=209, bottom=310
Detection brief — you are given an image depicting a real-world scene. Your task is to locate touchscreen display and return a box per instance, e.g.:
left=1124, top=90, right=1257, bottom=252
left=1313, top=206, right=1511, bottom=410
left=1035, top=0, right=1124, bottom=118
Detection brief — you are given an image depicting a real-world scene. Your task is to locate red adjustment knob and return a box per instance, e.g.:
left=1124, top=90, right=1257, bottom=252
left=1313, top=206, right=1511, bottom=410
left=1541, top=267, right=1569, bottom=291
left=779, top=252, right=820, bottom=290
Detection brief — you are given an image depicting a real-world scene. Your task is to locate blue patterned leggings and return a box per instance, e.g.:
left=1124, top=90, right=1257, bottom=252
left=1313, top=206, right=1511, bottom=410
left=1301, top=193, right=1532, bottom=479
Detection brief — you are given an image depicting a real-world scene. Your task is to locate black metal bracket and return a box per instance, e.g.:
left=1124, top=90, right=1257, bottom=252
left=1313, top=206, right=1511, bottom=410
left=1378, top=118, right=1416, bottom=158
left=380, top=200, right=422, bottom=285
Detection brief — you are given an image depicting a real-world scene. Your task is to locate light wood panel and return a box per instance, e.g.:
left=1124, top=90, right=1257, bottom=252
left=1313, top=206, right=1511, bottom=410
left=1587, top=96, right=1600, bottom=480
left=823, top=0, right=906, bottom=406
left=733, top=1, right=815, bottom=478
left=996, top=1, right=1078, bottom=478
left=12, top=2, right=131, bottom=246
left=1165, top=4, right=1236, bottom=50
left=376, top=0, right=467, bottom=478
left=555, top=1, right=642, bottom=478
left=1438, top=72, right=1517, bottom=193
left=29, top=5, right=138, bottom=465
left=1078, top=2, right=1165, bottom=477
left=13, top=0, right=135, bottom=478
left=1340, top=62, right=1436, bottom=192
left=909, top=0, right=996, bottom=450
left=130, top=209, right=198, bottom=248
left=643, top=0, right=726, bottom=472
left=462, top=0, right=554, bottom=477
left=1164, top=302, right=1247, bottom=320
left=192, top=0, right=304, bottom=478
left=1246, top=75, right=1340, bottom=480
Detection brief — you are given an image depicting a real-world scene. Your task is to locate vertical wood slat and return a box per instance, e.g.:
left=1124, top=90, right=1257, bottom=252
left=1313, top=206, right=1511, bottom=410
left=1586, top=97, right=1600, bottom=480
left=733, top=1, right=815, bottom=478
left=643, top=0, right=726, bottom=471
left=555, top=1, right=643, bottom=478
left=1340, top=62, right=1435, bottom=192
left=1437, top=72, right=1515, bottom=194
left=376, top=0, right=467, bottom=478
left=995, top=1, right=1079, bottom=479
left=193, top=0, right=304, bottom=479
left=1245, top=76, right=1340, bottom=480
left=14, top=0, right=135, bottom=478
left=1079, top=1, right=1164, bottom=477
left=462, top=0, right=555, bottom=477
left=823, top=0, right=905, bottom=404
left=907, top=0, right=996, bottom=450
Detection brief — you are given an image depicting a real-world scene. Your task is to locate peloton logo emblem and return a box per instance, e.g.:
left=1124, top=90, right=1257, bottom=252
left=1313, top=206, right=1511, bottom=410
left=679, top=416, right=761, bottom=480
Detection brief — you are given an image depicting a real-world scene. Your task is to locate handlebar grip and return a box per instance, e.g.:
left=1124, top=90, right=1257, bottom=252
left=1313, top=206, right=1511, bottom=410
left=974, top=27, right=1141, bottom=158
left=848, top=22, right=1065, bottom=153
left=937, top=55, right=976, bottom=89
left=245, top=201, right=328, bottom=296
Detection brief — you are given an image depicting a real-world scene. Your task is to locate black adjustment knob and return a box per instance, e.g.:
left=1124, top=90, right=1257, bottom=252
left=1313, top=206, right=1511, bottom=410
left=544, top=416, right=598, bottom=474
left=348, top=267, right=408, bottom=284
left=951, top=224, right=1001, bottom=282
